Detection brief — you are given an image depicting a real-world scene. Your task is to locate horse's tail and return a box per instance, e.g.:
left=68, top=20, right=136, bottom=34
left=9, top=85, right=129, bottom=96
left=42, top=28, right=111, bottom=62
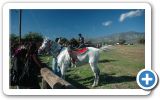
left=98, top=45, right=114, bottom=52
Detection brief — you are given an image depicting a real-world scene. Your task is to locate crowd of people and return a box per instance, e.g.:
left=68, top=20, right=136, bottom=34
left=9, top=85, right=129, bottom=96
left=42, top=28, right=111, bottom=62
left=10, top=41, right=46, bottom=89
left=10, top=33, right=85, bottom=89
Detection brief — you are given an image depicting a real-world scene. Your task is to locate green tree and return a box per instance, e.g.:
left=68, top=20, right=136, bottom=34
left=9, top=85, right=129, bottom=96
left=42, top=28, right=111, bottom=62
left=139, top=38, right=145, bottom=44
left=24, top=32, right=43, bottom=42
left=118, top=39, right=126, bottom=45
left=10, top=33, right=19, bottom=44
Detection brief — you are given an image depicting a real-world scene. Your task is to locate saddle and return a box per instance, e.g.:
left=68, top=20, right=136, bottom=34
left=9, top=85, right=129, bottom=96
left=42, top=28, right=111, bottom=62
left=69, top=47, right=88, bottom=64
left=71, top=47, right=88, bottom=55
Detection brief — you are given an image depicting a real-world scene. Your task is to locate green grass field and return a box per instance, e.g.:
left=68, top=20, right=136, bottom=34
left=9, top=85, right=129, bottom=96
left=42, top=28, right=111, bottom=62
left=40, top=44, right=145, bottom=89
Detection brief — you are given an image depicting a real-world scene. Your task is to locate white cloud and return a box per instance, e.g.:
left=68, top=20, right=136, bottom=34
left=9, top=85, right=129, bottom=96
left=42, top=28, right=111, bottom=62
left=119, top=10, right=144, bottom=22
left=102, top=21, right=112, bottom=27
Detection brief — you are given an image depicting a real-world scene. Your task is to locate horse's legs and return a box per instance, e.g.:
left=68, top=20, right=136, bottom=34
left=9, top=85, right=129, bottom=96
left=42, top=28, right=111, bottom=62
left=89, top=62, right=100, bottom=87
left=71, top=62, right=77, bottom=68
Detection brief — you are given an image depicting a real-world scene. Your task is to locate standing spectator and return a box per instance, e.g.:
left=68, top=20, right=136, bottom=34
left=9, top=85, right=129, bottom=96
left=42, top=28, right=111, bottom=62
left=11, top=43, right=27, bottom=87
left=18, top=42, right=43, bottom=89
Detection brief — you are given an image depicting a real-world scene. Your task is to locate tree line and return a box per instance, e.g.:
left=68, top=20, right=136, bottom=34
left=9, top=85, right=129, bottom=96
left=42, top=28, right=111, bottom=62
left=10, top=32, right=43, bottom=44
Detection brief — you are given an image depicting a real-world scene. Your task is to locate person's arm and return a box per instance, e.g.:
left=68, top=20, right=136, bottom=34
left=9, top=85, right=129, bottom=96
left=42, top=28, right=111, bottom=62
left=32, top=54, right=43, bottom=68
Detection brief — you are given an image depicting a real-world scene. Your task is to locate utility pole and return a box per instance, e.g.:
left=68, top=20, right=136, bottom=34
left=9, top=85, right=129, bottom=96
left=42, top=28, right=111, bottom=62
left=19, top=9, right=22, bottom=44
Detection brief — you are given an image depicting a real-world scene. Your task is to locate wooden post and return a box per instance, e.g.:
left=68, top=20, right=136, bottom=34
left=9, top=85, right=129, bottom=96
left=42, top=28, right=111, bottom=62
left=40, top=68, right=76, bottom=89
left=42, top=78, right=51, bottom=89
left=19, top=9, right=22, bottom=43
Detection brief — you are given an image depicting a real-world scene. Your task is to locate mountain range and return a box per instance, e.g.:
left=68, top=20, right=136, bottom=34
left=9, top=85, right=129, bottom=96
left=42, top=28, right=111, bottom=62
left=88, top=31, right=145, bottom=44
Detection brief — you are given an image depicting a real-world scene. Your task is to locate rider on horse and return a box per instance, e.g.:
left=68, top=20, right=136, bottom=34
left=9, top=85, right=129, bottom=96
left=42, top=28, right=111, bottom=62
left=78, top=33, right=85, bottom=48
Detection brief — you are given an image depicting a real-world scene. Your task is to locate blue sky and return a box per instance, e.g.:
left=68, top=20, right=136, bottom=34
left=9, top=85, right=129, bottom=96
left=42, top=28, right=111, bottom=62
left=10, top=9, right=145, bottom=39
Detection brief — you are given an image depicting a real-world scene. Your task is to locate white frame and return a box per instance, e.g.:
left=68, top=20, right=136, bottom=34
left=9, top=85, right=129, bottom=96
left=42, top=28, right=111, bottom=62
left=2, top=2, right=151, bottom=95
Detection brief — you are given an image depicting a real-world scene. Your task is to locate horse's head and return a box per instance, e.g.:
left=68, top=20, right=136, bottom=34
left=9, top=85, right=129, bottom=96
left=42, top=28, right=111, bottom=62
left=38, top=37, right=62, bottom=56
left=38, top=38, right=50, bottom=54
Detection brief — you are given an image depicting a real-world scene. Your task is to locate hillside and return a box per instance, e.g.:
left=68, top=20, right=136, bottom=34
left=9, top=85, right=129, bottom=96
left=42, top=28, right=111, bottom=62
left=89, top=31, right=145, bottom=44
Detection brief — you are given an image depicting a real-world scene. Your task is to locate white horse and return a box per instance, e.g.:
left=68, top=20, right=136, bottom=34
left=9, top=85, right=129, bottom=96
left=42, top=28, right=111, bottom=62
left=38, top=38, right=104, bottom=87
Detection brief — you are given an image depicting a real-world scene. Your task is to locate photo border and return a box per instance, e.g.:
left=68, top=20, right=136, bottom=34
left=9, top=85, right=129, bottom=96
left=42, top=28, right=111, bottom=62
left=3, top=2, right=151, bottom=95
